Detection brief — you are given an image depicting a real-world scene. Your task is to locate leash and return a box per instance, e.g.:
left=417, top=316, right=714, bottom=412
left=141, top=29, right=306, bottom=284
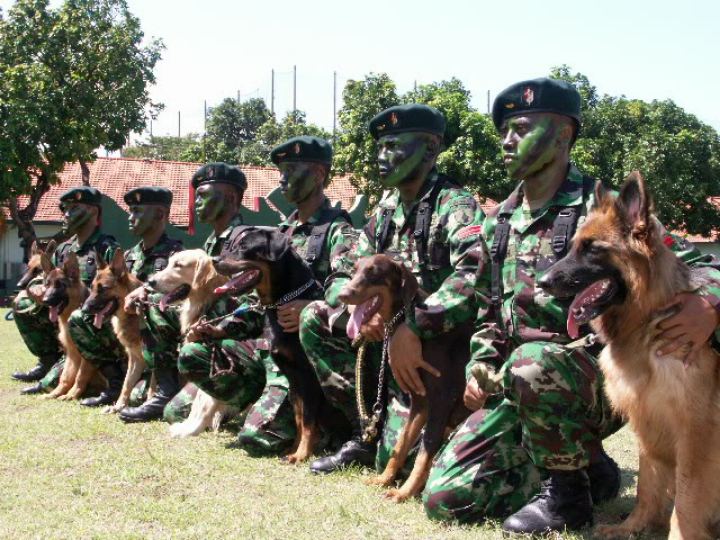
left=565, top=332, right=598, bottom=350
left=355, top=306, right=406, bottom=443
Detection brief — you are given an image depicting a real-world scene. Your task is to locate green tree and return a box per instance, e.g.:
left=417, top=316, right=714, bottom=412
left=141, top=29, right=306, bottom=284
left=0, top=0, right=163, bottom=252
left=204, top=97, right=272, bottom=163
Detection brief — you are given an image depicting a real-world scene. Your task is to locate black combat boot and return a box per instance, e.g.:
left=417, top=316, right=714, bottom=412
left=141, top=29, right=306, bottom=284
left=11, top=355, right=58, bottom=382
left=79, top=362, right=124, bottom=407
left=309, top=424, right=377, bottom=474
left=588, top=449, right=621, bottom=505
left=20, top=382, right=45, bottom=395
left=118, top=368, right=180, bottom=423
left=503, top=469, right=594, bottom=534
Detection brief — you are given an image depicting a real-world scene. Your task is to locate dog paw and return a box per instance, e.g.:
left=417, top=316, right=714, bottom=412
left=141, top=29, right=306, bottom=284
left=594, top=524, right=634, bottom=539
left=57, top=394, right=73, bottom=401
left=366, top=476, right=393, bottom=487
left=385, top=488, right=413, bottom=504
left=282, top=452, right=309, bottom=465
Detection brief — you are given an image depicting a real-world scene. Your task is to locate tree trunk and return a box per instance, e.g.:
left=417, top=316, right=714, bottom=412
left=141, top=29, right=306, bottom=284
left=79, top=158, right=91, bottom=186
left=9, top=171, right=53, bottom=262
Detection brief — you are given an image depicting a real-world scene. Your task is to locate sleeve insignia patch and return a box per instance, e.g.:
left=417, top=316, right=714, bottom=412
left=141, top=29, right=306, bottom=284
left=457, top=225, right=483, bottom=239
left=663, top=234, right=676, bottom=247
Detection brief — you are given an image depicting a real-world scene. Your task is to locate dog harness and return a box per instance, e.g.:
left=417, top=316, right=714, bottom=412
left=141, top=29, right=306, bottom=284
left=278, top=207, right=352, bottom=271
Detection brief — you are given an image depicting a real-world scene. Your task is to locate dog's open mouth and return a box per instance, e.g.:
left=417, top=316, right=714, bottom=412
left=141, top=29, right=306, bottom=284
left=47, top=298, right=68, bottom=324
left=92, top=299, right=119, bottom=329
left=567, top=278, right=618, bottom=339
left=346, top=295, right=383, bottom=341
left=214, top=269, right=260, bottom=296
left=159, top=284, right=192, bottom=312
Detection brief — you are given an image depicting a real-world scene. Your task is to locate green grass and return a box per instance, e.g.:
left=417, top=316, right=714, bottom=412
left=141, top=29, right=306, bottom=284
left=0, top=308, right=645, bottom=540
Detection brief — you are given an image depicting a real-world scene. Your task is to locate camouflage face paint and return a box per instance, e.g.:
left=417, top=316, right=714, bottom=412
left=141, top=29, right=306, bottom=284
left=61, top=203, right=94, bottom=234
left=278, top=162, right=322, bottom=204
left=128, top=205, right=158, bottom=236
left=501, top=115, right=564, bottom=181
left=195, top=184, right=226, bottom=223
left=377, top=132, right=429, bottom=187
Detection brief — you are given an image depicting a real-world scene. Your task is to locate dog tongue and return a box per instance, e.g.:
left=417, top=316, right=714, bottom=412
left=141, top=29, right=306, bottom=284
left=567, top=280, right=609, bottom=339
left=347, top=298, right=374, bottom=341
left=159, top=293, right=170, bottom=313
left=49, top=305, right=59, bottom=323
left=93, top=302, right=115, bottom=329
left=214, top=270, right=258, bottom=295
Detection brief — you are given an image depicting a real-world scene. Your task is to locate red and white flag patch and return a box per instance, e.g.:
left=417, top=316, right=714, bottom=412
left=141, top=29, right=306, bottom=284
left=458, top=225, right=483, bottom=239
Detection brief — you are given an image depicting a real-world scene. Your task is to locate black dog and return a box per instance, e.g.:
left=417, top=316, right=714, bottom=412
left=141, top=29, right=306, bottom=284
left=213, top=227, right=350, bottom=463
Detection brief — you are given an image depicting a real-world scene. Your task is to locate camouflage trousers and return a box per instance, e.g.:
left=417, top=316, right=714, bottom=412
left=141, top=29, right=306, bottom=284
left=12, top=291, right=62, bottom=365
left=141, top=296, right=182, bottom=371
left=178, top=338, right=296, bottom=453
left=68, top=309, right=127, bottom=369
left=299, top=300, right=411, bottom=472
left=423, top=341, right=623, bottom=523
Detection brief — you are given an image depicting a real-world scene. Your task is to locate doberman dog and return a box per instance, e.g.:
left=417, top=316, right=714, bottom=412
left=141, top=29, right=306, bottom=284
left=213, top=227, right=350, bottom=463
left=340, top=254, right=472, bottom=502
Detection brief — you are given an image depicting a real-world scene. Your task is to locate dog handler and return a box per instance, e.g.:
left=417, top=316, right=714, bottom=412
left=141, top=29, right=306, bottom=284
left=14, top=187, right=121, bottom=395
left=421, top=78, right=720, bottom=534
left=301, top=105, right=485, bottom=474
left=176, top=137, right=358, bottom=452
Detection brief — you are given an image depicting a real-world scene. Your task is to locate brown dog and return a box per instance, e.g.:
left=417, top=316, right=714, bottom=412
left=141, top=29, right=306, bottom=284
left=341, top=254, right=472, bottom=502
left=82, top=249, right=146, bottom=413
left=39, top=253, right=104, bottom=400
left=17, top=240, right=57, bottom=292
left=539, top=172, right=720, bottom=540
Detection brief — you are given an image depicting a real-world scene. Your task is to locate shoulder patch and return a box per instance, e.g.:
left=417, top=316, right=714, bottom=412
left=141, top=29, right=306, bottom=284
left=663, top=234, right=675, bottom=247
left=457, top=225, right=483, bottom=239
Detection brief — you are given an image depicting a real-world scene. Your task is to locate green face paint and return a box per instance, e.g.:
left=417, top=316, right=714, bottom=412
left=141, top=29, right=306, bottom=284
left=501, top=115, right=563, bottom=181
left=376, top=133, right=429, bottom=187
left=128, top=205, right=158, bottom=236
left=61, top=203, right=93, bottom=234
left=195, top=184, right=226, bottom=224
left=278, top=162, right=321, bottom=204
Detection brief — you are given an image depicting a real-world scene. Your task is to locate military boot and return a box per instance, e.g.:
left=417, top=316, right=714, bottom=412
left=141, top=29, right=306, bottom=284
left=11, top=355, right=58, bottom=382
left=503, top=469, right=594, bottom=534
left=79, top=362, right=124, bottom=407
left=309, top=424, right=376, bottom=474
left=588, top=450, right=621, bottom=505
left=20, top=382, right=45, bottom=395
left=118, top=368, right=180, bottom=423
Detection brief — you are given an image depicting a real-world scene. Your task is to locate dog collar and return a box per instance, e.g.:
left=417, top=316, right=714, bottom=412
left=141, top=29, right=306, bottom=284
left=262, top=278, right=318, bottom=311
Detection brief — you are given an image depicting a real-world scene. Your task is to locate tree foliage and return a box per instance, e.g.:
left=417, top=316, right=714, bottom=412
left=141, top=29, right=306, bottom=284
left=0, top=0, right=163, bottom=250
left=123, top=134, right=203, bottom=162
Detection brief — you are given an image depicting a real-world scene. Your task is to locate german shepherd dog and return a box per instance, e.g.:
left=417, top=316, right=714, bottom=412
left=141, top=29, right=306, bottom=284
left=146, top=249, right=236, bottom=437
left=341, top=254, right=472, bottom=502
left=17, top=241, right=57, bottom=292
left=82, top=249, right=146, bottom=413
left=38, top=252, right=104, bottom=400
left=213, top=227, right=350, bottom=463
left=539, top=172, right=720, bottom=540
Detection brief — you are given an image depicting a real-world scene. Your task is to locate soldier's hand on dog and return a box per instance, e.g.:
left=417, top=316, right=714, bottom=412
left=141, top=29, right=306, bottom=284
left=656, top=292, right=720, bottom=366
left=277, top=300, right=312, bottom=333
left=124, top=287, right=147, bottom=314
left=185, top=321, right=228, bottom=342
left=463, top=378, right=489, bottom=411
left=389, top=323, right=440, bottom=396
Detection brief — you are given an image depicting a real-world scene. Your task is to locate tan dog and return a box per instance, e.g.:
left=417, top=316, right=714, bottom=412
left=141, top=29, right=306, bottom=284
left=82, top=249, right=147, bottom=413
left=147, top=249, right=236, bottom=437
left=540, top=172, right=720, bottom=540
left=39, top=253, right=104, bottom=400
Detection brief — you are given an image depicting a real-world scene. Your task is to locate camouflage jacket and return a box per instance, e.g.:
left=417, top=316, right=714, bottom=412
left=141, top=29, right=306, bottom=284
left=469, top=164, right=720, bottom=377
left=278, top=197, right=358, bottom=307
left=204, top=214, right=244, bottom=257
left=125, top=233, right=184, bottom=282
left=54, top=227, right=120, bottom=285
left=354, top=169, right=486, bottom=338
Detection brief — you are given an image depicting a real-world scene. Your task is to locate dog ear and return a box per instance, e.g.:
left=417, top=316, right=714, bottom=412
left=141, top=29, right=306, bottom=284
left=266, top=231, right=291, bottom=262
left=63, top=253, right=80, bottom=282
left=40, top=253, right=55, bottom=275
left=30, top=241, right=38, bottom=257
left=593, top=180, right=607, bottom=208
left=617, top=171, right=652, bottom=237
left=94, top=249, right=108, bottom=270
left=192, top=255, right=218, bottom=290
left=110, top=248, right=127, bottom=278
left=45, top=240, right=57, bottom=257
left=399, top=262, right=419, bottom=309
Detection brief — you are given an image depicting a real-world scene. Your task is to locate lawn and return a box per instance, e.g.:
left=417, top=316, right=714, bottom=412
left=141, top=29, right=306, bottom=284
left=0, top=308, right=644, bottom=540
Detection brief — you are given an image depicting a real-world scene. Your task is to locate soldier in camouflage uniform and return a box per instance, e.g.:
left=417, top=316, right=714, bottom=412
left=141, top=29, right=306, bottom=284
left=65, top=187, right=184, bottom=411
left=303, top=105, right=484, bottom=474
left=14, top=187, right=121, bottom=395
left=422, top=78, right=720, bottom=534
left=120, top=163, right=251, bottom=424
left=177, top=137, right=358, bottom=453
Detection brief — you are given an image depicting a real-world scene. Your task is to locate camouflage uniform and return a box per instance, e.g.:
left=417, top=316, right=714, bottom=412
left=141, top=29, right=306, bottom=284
left=299, top=170, right=484, bottom=470
left=177, top=198, right=358, bottom=452
left=10, top=228, right=119, bottom=390
left=423, top=165, right=720, bottom=523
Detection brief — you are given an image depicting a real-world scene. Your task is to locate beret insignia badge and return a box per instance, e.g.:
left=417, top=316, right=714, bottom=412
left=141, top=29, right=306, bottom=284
left=377, top=124, right=386, bottom=131
left=206, top=166, right=215, bottom=179
left=506, top=103, right=515, bottom=109
left=522, top=87, right=535, bottom=106
left=294, top=143, right=301, bottom=154
left=75, top=192, right=82, bottom=201
left=277, top=152, right=286, bottom=158
left=390, top=112, right=398, bottom=126
left=135, top=192, right=141, bottom=202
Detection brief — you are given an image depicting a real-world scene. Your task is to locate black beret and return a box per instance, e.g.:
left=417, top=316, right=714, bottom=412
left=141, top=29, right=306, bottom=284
left=124, top=187, right=173, bottom=207
left=270, top=136, right=333, bottom=165
left=369, top=104, right=446, bottom=140
left=59, top=186, right=102, bottom=207
left=191, top=162, right=248, bottom=191
left=492, top=77, right=582, bottom=130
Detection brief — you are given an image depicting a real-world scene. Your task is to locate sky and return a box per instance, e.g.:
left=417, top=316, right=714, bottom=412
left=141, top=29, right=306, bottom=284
left=2, top=0, right=720, bottom=142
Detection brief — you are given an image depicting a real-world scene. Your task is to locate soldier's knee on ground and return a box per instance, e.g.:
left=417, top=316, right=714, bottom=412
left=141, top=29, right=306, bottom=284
left=176, top=342, right=208, bottom=377
left=163, top=382, right=199, bottom=423
left=503, top=341, right=568, bottom=405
